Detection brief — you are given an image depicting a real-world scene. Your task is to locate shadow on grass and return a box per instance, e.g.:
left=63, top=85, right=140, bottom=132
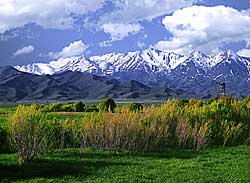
left=0, top=148, right=201, bottom=182
left=0, top=150, right=137, bottom=182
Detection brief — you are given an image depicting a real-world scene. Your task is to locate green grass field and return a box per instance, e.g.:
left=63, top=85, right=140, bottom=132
left=1, top=146, right=250, bottom=183
left=0, top=104, right=85, bottom=127
left=0, top=105, right=14, bottom=127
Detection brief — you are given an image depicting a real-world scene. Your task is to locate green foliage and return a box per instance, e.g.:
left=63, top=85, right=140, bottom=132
left=41, top=101, right=86, bottom=112
left=177, top=98, right=189, bottom=107
left=84, top=105, right=99, bottom=112
left=48, top=103, right=62, bottom=112
left=61, top=103, right=74, bottom=112
left=8, top=105, right=50, bottom=166
left=98, top=98, right=117, bottom=113
left=74, top=101, right=85, bottom=112
left=0, top=126, right=13, bottom=153
left=2, top=97, right=250, bottom=159
left=45, top=118, right=82, bottom=150
left=128, top=102, right=143, bottom=113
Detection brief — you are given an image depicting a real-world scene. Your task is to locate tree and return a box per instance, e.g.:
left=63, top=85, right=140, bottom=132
left=74, top=101, right=85, bottom=112
left=128, top=102, right=143, bottom=113
left=98, top=98, right=117, bottom=113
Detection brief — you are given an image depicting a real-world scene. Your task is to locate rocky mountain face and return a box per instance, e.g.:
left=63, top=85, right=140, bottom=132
left=14, top=49, right=250, bottom=98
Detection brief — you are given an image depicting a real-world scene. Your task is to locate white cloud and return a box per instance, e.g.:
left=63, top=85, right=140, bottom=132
left=99, top=0, right=197, bottom=24
left=237, top=49, right=250, bottom=58
left=49, top=40, right=88, bottom=59
left=154, top=6, right=250, bottom=54
left=95, top=0, right=198, bottom=43
left=0, top=0, right=198, bottom=42
left=102, top=23, right=143, bottom=41
left=13, top=45, right=34, bottom=56
left=0, top=0, right=105, bottom=33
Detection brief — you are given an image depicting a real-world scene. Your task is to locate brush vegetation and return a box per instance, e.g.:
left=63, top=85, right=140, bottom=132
left=0, top=96, right=250, bottom=168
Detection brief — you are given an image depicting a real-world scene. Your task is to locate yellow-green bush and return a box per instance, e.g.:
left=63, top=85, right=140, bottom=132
left=8, top=105, right=49, bottom=166
left=4, top=98, right=250, bottom=157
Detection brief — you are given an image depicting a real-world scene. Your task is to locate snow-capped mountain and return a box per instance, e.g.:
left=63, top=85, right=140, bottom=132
left=15, top=48, right=189, bottom=75
left=15, top=48, right=250, bottom=80
left=14, top=48, right=250, bottom=98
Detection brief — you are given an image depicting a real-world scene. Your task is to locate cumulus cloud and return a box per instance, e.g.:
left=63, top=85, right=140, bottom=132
left=154, top=6, right=250, bottom=54
left=99, top=0, right=197, bottom=24
left=0, top=0, right=105, bottom=33
left=13, top=45, right=34, bottom=56
left=0, top=0, right=198, bottom=43
left=95, top=0, right=197, bottom=42
left=237, top=49, right=250, bottom=58
left=102, top=23, right=143, bottom=41
left=49, top=40, right=88, bottom=59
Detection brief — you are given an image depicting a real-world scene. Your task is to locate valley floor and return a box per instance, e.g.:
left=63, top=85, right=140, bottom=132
left=1, top=146, right=250, bottom=183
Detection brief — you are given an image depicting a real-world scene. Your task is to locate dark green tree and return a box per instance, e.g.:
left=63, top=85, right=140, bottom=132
left=74, top=101, right=85, bottom=112
left=128, top=102, right=143, bottom=113
left=98, top=98, right=117, bottom=113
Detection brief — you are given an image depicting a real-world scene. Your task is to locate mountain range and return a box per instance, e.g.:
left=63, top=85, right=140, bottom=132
left=14, top=48, right=250, bottom=99
left=0, top=66, right=183, bottom=102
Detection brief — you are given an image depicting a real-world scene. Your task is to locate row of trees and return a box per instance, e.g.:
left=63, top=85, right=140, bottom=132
left=34, top=99, right=143, bottom=113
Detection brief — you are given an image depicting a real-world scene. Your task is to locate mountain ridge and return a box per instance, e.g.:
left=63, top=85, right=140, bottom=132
left=15, top=49, right=250, bottom=77
left=0, top=66, right=182, bottom=102
left=12, top=49, right=250, bottom=99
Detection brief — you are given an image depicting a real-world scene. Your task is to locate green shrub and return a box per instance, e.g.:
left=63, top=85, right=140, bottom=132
left=47, top=103, right=62, bottom=112
left=41, top=102, right=86, bottom=113
left=74, top=101, right=85, bottom=112
left=98, top=98, right=117, bottom=113
left=61, top=103, right=75, bottom=112
left=8, top=105, right=49, bottom=167
left=177, top=98, right=189, bottom=107
left=84, top=105, right=99, bottom=112
left=128, top=103, right=143, bottom=113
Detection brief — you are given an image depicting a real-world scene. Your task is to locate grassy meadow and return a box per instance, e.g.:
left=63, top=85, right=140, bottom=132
left=1, top=97, right=250, bottom=182
left=1, top=146, right=250, bottom=183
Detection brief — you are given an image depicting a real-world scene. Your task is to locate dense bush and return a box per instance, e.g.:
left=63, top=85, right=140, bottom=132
left=98, top=98, right=117, bottom=113
left=46, top=118, right=83, bottom=150
left=69, top=97, right=249, bottom=150
left=81, top=101, right=209, bottom=151
left=3, top=97, right=250, bottom=160
left=74, top=101, right=85, bottom=112
left=48, top=103, right=62, bottom=112
left=40, top=101, right=86, bottom=112
left=84, top=105, right=99, bottom=112
left=127, top=102, right=143, bottom=113
left=8, top=105, right=50, bottom=166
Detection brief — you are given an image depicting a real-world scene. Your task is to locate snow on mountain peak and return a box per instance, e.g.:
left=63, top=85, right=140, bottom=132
left=14, top=49, right=250, bottom=79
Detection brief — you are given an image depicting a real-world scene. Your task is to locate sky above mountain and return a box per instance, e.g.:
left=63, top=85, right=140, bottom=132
left=0, top=0, right=250, bottom=66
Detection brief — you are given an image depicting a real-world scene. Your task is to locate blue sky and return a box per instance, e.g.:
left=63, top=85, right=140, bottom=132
left=0, top=0, right=250, bottom=66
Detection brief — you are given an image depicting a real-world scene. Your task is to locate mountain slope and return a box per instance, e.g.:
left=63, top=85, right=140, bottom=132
left=0, top=66, right=180, bottom=102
